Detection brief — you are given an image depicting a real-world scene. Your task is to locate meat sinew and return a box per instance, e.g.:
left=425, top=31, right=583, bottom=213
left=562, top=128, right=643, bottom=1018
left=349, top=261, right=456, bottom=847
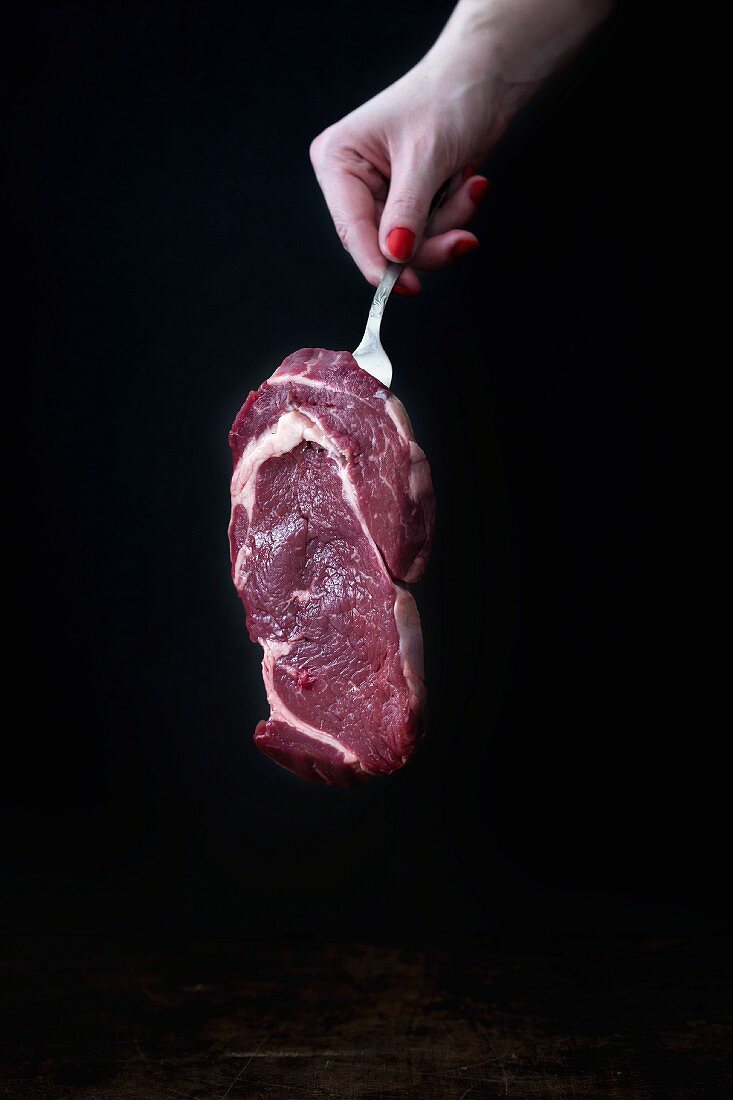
left=228, top=348, right=435, bottom=786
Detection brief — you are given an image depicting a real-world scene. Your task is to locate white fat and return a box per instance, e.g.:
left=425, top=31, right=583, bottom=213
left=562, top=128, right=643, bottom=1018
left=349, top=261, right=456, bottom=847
left=232, top=544, right=249, bottom=593
left=231, top=387, right=426, bottom=760
left=393, top=586, right=427, bottom=712
left=231, top=410, right=315, bottom=502
left=384, top=393, right=414, bottom=443
left=386, top=400, right=431, bottom=524
left=268, top=373, right=361, bottom=392
left=268, top=374, right=331, bottom=391
left=408, top=447, right=432, bottom=507
left=268, top=362, right=389, bottom=402
left=261, top=646, right=359, bottom=764
left=256, top=587, right=424, bottom=769
left=262, top=638, right=294, bottom=660
left=230, top=408, right=388, bottom=592
left=231, top=409, right=348, bottom=517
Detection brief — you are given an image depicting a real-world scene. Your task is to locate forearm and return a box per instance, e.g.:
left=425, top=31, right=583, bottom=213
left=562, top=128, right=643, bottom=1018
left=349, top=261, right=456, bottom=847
left=310, top=0, right=616, bottom=284
left=421, top=0, right=616, bottom=127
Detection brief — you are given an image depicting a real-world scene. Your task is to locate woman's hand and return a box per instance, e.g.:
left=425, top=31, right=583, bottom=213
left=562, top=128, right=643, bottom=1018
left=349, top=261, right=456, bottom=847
left=309, top=63, right=495, bottom=296
left=310, top=0, right=615, bottom=294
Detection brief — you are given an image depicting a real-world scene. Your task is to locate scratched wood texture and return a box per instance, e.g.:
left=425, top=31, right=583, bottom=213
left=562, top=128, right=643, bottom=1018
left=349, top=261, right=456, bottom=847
left=1, top=937, right=731, bottom=1098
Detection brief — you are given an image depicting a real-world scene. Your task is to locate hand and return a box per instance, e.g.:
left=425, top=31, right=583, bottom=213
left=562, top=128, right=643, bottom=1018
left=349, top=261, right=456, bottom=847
left=310, top=0, right=615, bottom=294
left=309, top=62, right=495, bottom=296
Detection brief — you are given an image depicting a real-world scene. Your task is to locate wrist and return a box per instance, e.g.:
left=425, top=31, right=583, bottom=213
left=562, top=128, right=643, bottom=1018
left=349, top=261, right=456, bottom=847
left=418, top=2, right=541, bottom=129
left=425, top=0, right=614, bottom=103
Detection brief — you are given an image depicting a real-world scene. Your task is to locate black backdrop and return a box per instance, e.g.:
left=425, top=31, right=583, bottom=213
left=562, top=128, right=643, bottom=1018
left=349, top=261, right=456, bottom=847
left=5, top=2, right=723, bottom=942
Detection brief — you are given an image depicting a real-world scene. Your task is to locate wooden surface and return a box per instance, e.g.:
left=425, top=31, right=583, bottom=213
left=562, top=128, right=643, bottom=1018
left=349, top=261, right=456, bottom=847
left=1, top=937, right=731, bottom=1098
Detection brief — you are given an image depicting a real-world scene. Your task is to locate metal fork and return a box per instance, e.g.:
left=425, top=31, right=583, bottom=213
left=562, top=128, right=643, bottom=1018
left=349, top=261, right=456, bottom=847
left=352, top=262, right=402, bottom=387
left=353, top=180, right=451, bottom=389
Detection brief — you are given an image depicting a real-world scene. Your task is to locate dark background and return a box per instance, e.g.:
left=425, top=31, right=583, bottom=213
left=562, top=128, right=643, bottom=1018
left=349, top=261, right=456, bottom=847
left=5, top=2, right=722, bottom=944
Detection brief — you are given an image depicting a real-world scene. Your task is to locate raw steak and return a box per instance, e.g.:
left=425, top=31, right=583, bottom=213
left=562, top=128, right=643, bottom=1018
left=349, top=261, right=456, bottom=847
left=228, top=348, right=435, bottom=786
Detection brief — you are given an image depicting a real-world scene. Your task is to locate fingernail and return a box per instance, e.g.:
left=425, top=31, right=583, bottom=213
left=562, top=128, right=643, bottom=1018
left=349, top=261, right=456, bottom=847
left=386, top=227, right=415, bottom=262
left=462, top=164, right=476, bottom=182
left=393, top=284, right=419, bottom=298
left=452, top=238, right=480, bottom=259
left=470, top=178, right=490, bottom=204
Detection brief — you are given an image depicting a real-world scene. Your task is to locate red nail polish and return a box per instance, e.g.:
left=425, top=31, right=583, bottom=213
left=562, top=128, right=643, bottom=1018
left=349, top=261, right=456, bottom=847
left=470, top=178, right=490, bottom=204
left=386, top=227, right=415, bottom=262
left=452, top=238, right=480, bottom=259
left=462, top=164, right=476, bottom=182
left=393, top=284, right=419, bottom=298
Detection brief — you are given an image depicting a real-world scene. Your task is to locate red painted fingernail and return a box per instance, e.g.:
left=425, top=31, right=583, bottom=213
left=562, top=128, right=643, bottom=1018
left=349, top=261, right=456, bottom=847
left=462, top=164, right=476, bottom=182
left=470, top=178, right=490, bottom=204
left=452, top=238, right=480, bottom=259
left=393, top=284, right=419, bottom=298
left=386, top=227, right=415, bottom=262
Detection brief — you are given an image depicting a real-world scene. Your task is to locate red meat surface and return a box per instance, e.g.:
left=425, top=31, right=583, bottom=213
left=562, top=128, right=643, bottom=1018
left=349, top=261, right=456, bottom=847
left=228, top=349, right=435, bottom=786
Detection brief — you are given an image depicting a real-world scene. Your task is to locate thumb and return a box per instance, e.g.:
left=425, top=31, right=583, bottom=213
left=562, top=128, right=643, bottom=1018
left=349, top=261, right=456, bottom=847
left=379, top=153, right=443, bottom=263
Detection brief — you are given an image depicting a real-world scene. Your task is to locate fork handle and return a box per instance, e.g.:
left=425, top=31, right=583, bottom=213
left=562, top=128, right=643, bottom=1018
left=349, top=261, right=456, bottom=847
left=367, top=179, right=451, bottom=325
left=367, top=262, right=402, bottom=324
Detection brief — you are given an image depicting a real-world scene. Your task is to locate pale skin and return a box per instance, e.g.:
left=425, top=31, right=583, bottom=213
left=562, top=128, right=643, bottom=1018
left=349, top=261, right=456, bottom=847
left=310, top=0, right=616, bottom=295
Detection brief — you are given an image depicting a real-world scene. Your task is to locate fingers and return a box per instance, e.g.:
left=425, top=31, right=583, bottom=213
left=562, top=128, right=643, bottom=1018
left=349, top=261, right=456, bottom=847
left=427, top=173, right=490, bottom=237
left=311, top=127, right=487, bottom=290
left=378, top=150, right=444, bottom=264
left=446, top=164, right=478, bottom=199
left=403, top=170, right=487, bottom=272
left=311, top=159, right=386, bottom=285
left=310, top=137, right=424, bottom=293
left=412, top=229, right=480, bottom=271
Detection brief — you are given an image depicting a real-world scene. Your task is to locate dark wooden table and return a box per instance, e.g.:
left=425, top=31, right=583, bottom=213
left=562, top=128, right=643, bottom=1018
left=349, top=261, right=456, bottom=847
left=1, top=936, right=731, bottom=1098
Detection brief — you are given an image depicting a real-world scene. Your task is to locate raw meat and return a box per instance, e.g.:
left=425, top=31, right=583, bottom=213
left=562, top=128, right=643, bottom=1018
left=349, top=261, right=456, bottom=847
left=228, top=348, right=435, bottom=786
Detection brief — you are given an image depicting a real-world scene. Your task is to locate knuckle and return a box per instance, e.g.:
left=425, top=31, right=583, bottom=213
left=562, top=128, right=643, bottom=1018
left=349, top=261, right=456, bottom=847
left=309, top=126, right=338, bottom=168
left=333, top=218, right=351, bottom=252
left=387, top=189, right=426, bottom=220
left=334, top=214, right=373, bottom=258
left=309, top=124, right=350, bottom=170
left=309, top=131, right=327, bottom=167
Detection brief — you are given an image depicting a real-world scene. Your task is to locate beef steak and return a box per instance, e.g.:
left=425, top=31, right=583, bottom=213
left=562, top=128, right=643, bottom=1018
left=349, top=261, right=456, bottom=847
left=228, top=348, right=435, bottom=786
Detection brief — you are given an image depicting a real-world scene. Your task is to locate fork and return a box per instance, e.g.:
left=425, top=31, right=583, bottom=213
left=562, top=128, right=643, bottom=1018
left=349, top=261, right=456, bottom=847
left=352, top=261, right=402, bottom=387
left=353, top=180, right=451, bottom=389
